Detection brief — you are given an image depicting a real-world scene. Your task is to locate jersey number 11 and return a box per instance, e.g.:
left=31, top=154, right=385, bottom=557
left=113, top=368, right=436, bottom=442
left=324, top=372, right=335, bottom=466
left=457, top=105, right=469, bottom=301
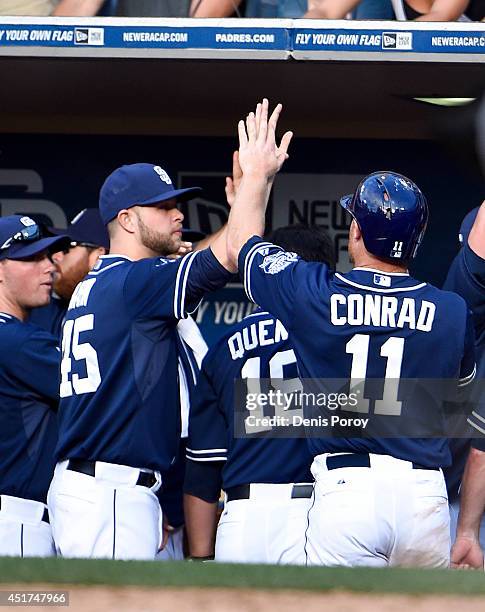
left=346, top=334, right=405, bottom=416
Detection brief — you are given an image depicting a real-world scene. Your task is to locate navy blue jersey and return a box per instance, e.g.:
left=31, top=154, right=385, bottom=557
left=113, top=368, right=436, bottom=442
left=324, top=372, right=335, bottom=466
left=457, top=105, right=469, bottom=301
left=239, top=237, right=476, bottom=468
left=29, top=295, right=68, bottom=338
left=56, top=249, right=231, bottom=472
left=0, top=314, right=60, bottom=503
left=187, top=310, right=313, bottom=489
left=444, top=242, right=485, bottom=497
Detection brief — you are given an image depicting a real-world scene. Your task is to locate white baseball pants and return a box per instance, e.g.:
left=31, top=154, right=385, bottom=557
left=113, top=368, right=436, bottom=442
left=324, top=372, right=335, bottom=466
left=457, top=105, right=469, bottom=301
left=305, top=453, right=450, bottom=568
left=215, top=483, right=313, bottom=565
left=48, top=460, right=162, bottom=560
left=0, top=495, right=55, bottom=557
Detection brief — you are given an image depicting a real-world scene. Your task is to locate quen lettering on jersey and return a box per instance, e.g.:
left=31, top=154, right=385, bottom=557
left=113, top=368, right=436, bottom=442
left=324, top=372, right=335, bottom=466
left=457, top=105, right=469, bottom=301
left=227, top=317, right=289, bottom=360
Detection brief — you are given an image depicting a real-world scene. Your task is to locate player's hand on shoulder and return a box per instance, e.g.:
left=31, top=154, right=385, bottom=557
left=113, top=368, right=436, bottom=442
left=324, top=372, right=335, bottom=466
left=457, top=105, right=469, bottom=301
left=237, top=98, right=293, bottom=181
left=451, top=534, right=484, bottom=569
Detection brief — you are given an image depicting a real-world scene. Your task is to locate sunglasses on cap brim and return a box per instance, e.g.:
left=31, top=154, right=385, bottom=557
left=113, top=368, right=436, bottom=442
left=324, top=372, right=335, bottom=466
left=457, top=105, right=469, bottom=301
left=0, top=223, right=43, bottom=251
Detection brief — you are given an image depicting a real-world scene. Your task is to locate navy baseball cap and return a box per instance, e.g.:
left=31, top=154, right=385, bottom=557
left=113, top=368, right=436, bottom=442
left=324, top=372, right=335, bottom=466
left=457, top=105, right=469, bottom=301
left=50, top=208, right=110, bottom=250
left=459, top=207, right=479, bottom=245
left=0, top=215, right=69, bottom=261
left=99, top=163, right=201, bottom=225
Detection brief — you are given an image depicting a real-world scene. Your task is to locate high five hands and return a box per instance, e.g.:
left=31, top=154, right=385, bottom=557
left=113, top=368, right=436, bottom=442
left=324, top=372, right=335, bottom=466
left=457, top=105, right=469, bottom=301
left=237, top=98, right=293, bottom=183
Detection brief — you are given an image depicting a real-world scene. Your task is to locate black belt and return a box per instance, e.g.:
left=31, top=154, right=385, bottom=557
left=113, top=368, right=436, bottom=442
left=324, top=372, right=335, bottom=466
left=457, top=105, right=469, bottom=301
left=226, top=483, right=313, bottom=502
left=66, top=459, right=158, bottom=488
left=326, top=454, right=440, bottom=471
left=0, top=496, right=49, bottom=524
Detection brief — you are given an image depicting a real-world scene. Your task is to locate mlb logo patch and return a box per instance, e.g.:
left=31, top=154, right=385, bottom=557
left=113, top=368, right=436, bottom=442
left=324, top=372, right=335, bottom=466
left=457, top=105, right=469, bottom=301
left=382, top=32, right=413, bottom=51
left=374, top=274, right=391, bottom=288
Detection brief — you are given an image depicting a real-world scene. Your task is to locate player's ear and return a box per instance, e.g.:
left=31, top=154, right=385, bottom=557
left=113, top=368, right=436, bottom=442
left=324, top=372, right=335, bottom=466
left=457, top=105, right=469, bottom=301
left=117, top=209, right=137, bottom=235
left=349, top=219, right=362, bottom=242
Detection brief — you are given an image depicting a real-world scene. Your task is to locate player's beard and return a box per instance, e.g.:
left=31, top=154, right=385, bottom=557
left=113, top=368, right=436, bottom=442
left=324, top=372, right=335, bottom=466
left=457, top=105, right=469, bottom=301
left=135, top=211, right=180, bottom=256
left=54, top=254, right=90, bottom=300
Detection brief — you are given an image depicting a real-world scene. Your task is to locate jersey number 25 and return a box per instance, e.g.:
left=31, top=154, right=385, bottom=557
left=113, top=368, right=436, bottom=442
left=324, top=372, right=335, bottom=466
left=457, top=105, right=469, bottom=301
left=60, top=315, right=101, bottom=398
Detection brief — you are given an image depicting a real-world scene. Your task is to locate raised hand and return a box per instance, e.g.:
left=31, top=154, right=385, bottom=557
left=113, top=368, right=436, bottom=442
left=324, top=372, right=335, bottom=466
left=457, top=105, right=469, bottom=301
left=237, top=99, right=293, bottom=181
left=214, top=98, right=294, bottom=271
left=225, top=151, right=243, bottom=208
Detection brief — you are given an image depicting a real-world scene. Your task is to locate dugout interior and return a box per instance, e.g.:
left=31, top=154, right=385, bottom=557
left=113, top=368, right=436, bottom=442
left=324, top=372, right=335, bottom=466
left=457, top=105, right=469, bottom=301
left=0, top=18, right=483, bottom=288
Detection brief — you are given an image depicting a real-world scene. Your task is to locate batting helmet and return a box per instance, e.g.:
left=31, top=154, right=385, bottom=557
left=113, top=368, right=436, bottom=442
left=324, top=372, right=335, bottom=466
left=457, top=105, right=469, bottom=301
left=340, top=171, right=429, bottom=261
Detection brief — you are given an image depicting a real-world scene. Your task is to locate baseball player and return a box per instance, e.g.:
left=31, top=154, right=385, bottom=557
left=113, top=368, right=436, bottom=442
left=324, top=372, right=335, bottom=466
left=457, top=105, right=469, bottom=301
left=30, top=208, right=109, bottom=338
left=32, top=210, right=210, bottom=561
left=48, top=163, right=233, bottom=560
left=36, top=211, right=212, bottom=560
left=224, top=99, right=475, bottom=567
left=449, top=202, right=485, bottom=569
left=0, top=215, right=68, bottom=557
left=184, top=224, right=335, bottom=564
left=442, top=204, right=485, bottom=552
